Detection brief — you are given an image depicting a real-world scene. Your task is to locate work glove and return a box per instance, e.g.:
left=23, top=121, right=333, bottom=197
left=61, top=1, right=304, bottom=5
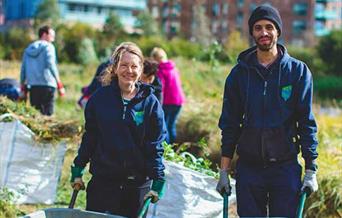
left=144, top=179, right=166, bottom=203
left=216, top=169, right=231, bottom=197
left=57, top=81, right=65, bottom=97
left=301, top=169, right=318, bottom=194
left=70, top=165, right=85, bottom=191
left=20, top=84, right=28, bottom=100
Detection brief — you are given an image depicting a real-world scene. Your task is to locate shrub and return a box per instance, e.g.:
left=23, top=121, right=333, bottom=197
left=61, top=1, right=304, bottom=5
left=3, top=27, right=33, bottom=60
left=316, top=30, right=342, bottom=76
left=287, top=46, right=324, bottom=75
left=223, top=30, right=249, bottom=64
left=0, top=188, right=18, bottom=218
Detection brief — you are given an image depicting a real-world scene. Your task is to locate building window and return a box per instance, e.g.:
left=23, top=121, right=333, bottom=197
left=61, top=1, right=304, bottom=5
left=68, top=3, right=76, bottom=11
left=292, top=20, right=307, bottom=34
left=250, top=3, right=257, bottom=12
left=212, top=3, right=220, bottom=17
left=293, top=3, right=308, bottom=16
left=236, top=11, right=243, bottom=27
left=222, top=20, right=228, bottom=33
left=172, top=3, right=181, bottom=17
left=152, top=6, right=159, bottom=18
left=237, top=0, right=244, bottom=8
left=223, top=3, right=229, bottom=15
left=170, top=21, right=180, bottom=34
left=212, top=20, right=219, bottom=33
left=97, top=6, right=102, bottom=14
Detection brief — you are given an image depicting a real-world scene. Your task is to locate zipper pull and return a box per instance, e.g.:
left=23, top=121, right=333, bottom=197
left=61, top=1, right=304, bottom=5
left=122, top=105, right=126, bottom=120
left=263, top=81, right=268, bottom=96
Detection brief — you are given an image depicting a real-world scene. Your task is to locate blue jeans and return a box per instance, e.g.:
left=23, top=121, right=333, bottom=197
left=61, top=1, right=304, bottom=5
left=236, top=160, right=302, bottom=218
left=163, top=105, right=182, bottom=144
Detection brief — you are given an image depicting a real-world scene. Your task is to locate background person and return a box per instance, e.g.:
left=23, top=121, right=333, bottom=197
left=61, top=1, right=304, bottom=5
left=77, top=60, right=110, bottom=109
left=141, top=58, right=163, bottom=102
left=151, top=47, right=185, bottom=144
left=216, top=5, right=318, bottom=217
left=20, top=25, right=65, bottom=116
left=70, top=42, right=167, bottom=218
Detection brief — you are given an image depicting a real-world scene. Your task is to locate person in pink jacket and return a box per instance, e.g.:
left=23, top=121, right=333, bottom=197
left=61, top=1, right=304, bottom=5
left=151, top=47, right=185, bottom=144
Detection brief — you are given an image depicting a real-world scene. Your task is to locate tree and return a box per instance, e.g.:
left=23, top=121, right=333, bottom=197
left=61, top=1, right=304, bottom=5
left=224, top=30, right=249, bottom=64
left=34, top=0, right=60, bottom=27
left=77, top=38, right=98, bottom=65
left=191, top=3, right=213, bottom=47
left=103, top=12, right=125, bottom=38
left=134, top=11, right=160, bottom=36
left=316, top=30, right=342, bottom=76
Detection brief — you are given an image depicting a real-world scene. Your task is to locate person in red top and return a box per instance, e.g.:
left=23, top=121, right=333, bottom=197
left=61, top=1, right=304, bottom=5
left=151, top=47, right=186, bottom=144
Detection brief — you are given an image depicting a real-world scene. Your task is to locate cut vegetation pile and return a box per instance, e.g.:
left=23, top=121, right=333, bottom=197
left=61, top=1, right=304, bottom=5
left=0, top=97, right=83, bottom=143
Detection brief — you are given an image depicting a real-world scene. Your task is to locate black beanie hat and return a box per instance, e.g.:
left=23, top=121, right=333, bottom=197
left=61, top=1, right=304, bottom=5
left=248, top=5, right=282, bottom=36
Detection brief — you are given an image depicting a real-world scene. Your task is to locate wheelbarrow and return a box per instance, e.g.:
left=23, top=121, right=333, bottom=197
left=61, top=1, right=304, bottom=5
left=22, top=184, right=151, bottom=218
left=296, top=187, right=311, bottom=218
left=22, top=184, right=126, bottom=218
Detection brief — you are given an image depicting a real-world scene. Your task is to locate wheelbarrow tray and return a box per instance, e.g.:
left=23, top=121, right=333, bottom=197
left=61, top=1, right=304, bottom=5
left=22, top=208, right=127, bottom=218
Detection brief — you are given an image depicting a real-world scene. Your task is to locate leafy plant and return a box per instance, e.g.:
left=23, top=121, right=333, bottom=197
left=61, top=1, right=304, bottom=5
left=0, top=188, right=18, bottom=218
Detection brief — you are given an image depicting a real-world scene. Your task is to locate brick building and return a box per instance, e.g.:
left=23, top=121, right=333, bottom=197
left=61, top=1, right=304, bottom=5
left=148, top=0, right=341, bottom=46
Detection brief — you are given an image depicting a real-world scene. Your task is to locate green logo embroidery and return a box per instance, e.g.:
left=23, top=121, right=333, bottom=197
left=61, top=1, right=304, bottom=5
left=133, top=111, right=144, bottom=126
left=281, top=85, right=292, bottom=101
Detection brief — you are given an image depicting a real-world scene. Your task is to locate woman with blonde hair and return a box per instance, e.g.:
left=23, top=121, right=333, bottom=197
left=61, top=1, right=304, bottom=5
left=70, top=42, right=167, bottom=218
left=151, top=47, right=185, bottom=144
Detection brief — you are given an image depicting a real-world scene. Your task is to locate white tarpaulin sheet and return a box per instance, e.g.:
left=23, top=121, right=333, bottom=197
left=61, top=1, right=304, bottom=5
left=0, top=114, right=66, bottom=204
left=147, top=161, right=236, bottom=218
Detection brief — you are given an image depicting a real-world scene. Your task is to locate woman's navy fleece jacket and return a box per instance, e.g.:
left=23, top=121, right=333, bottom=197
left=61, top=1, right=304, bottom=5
left=74, top=80, right=167, bottom=180
left=219, top=44, right=318, bottom=170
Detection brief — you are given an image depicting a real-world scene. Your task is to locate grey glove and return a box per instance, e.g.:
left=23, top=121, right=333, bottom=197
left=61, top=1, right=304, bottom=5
left=301, top=169, right=318, bottom=193
left=216, top=169, right=231, bottom=196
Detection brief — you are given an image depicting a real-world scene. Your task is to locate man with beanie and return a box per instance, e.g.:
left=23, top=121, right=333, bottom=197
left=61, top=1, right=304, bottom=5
left=20, top=25, right=65, bottom=116
left=216, top=5, right=318, bottom=217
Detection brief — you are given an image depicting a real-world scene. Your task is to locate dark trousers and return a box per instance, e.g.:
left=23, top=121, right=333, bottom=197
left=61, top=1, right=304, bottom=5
left=163, top=105, right=182, bottom=144
left=29, top=86, right=55, bottom=116
left=86, top=176, right=152, bottom=218
left=236, top=160, right=302, bottom=218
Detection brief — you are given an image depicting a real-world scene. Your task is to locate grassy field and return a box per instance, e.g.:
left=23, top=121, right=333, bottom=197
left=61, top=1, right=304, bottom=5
left=0, top=59, right=341, bottom=217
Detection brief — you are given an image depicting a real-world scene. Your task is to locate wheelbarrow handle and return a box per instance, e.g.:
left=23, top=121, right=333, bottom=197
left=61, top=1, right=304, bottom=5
left=223, top=192, right=229, bottom=218
left=69, top=183, right=81, bottom=209
left=296, top=187, right=311, bottom=218
left=137, top=197, right=152, bottom=218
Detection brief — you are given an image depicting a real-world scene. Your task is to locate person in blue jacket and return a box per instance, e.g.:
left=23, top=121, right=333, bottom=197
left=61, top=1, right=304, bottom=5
left=141, top=58, right=163, bottom=103
left=20, top=25, right=65, bottom=116
left=70, top=42, right=167, bottom=218
left=216, top=5, right=318, bottom=217
left=77, top=60, right=110, bottom=108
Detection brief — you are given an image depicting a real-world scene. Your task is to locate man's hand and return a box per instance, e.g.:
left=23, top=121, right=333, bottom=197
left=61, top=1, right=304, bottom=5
left=301, top=169, right=318, bottom=194
left=144, top=179, right=166, bottom=203
left=70, top=165, right=85, bottom=190
left=20, top=84, right=28, bottom=100
left=216, top=169, right=231, bottom=196
left=57, top=81, right=65, bottom=97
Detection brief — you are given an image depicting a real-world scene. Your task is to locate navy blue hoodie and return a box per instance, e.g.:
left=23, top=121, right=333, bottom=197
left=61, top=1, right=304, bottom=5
left=74, top=79, right=167, bottom=180
left=219, top=44, right=318, bottom=169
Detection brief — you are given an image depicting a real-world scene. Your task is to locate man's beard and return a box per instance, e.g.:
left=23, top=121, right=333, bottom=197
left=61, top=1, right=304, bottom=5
left=255, top=36, right=277, bottom=51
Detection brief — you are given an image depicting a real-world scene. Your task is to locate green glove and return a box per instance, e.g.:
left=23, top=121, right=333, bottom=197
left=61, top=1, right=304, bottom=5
left=144, top=179, right=166, bottom=203
left=151, top=179, right=166, bottom=199
left=70, top=165, right=85, bottom=183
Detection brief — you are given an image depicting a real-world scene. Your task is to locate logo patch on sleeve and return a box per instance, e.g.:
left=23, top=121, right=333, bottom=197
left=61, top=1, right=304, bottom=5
left=281, top=85, right=292, bottom=101
left=133, top=111, right=144, bottom=126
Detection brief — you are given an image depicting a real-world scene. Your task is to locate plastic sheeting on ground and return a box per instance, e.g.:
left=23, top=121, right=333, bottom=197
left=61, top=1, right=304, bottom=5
left=0, top=113, right=66, bottom=204
left=147, top=161, right=236, bottom=218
